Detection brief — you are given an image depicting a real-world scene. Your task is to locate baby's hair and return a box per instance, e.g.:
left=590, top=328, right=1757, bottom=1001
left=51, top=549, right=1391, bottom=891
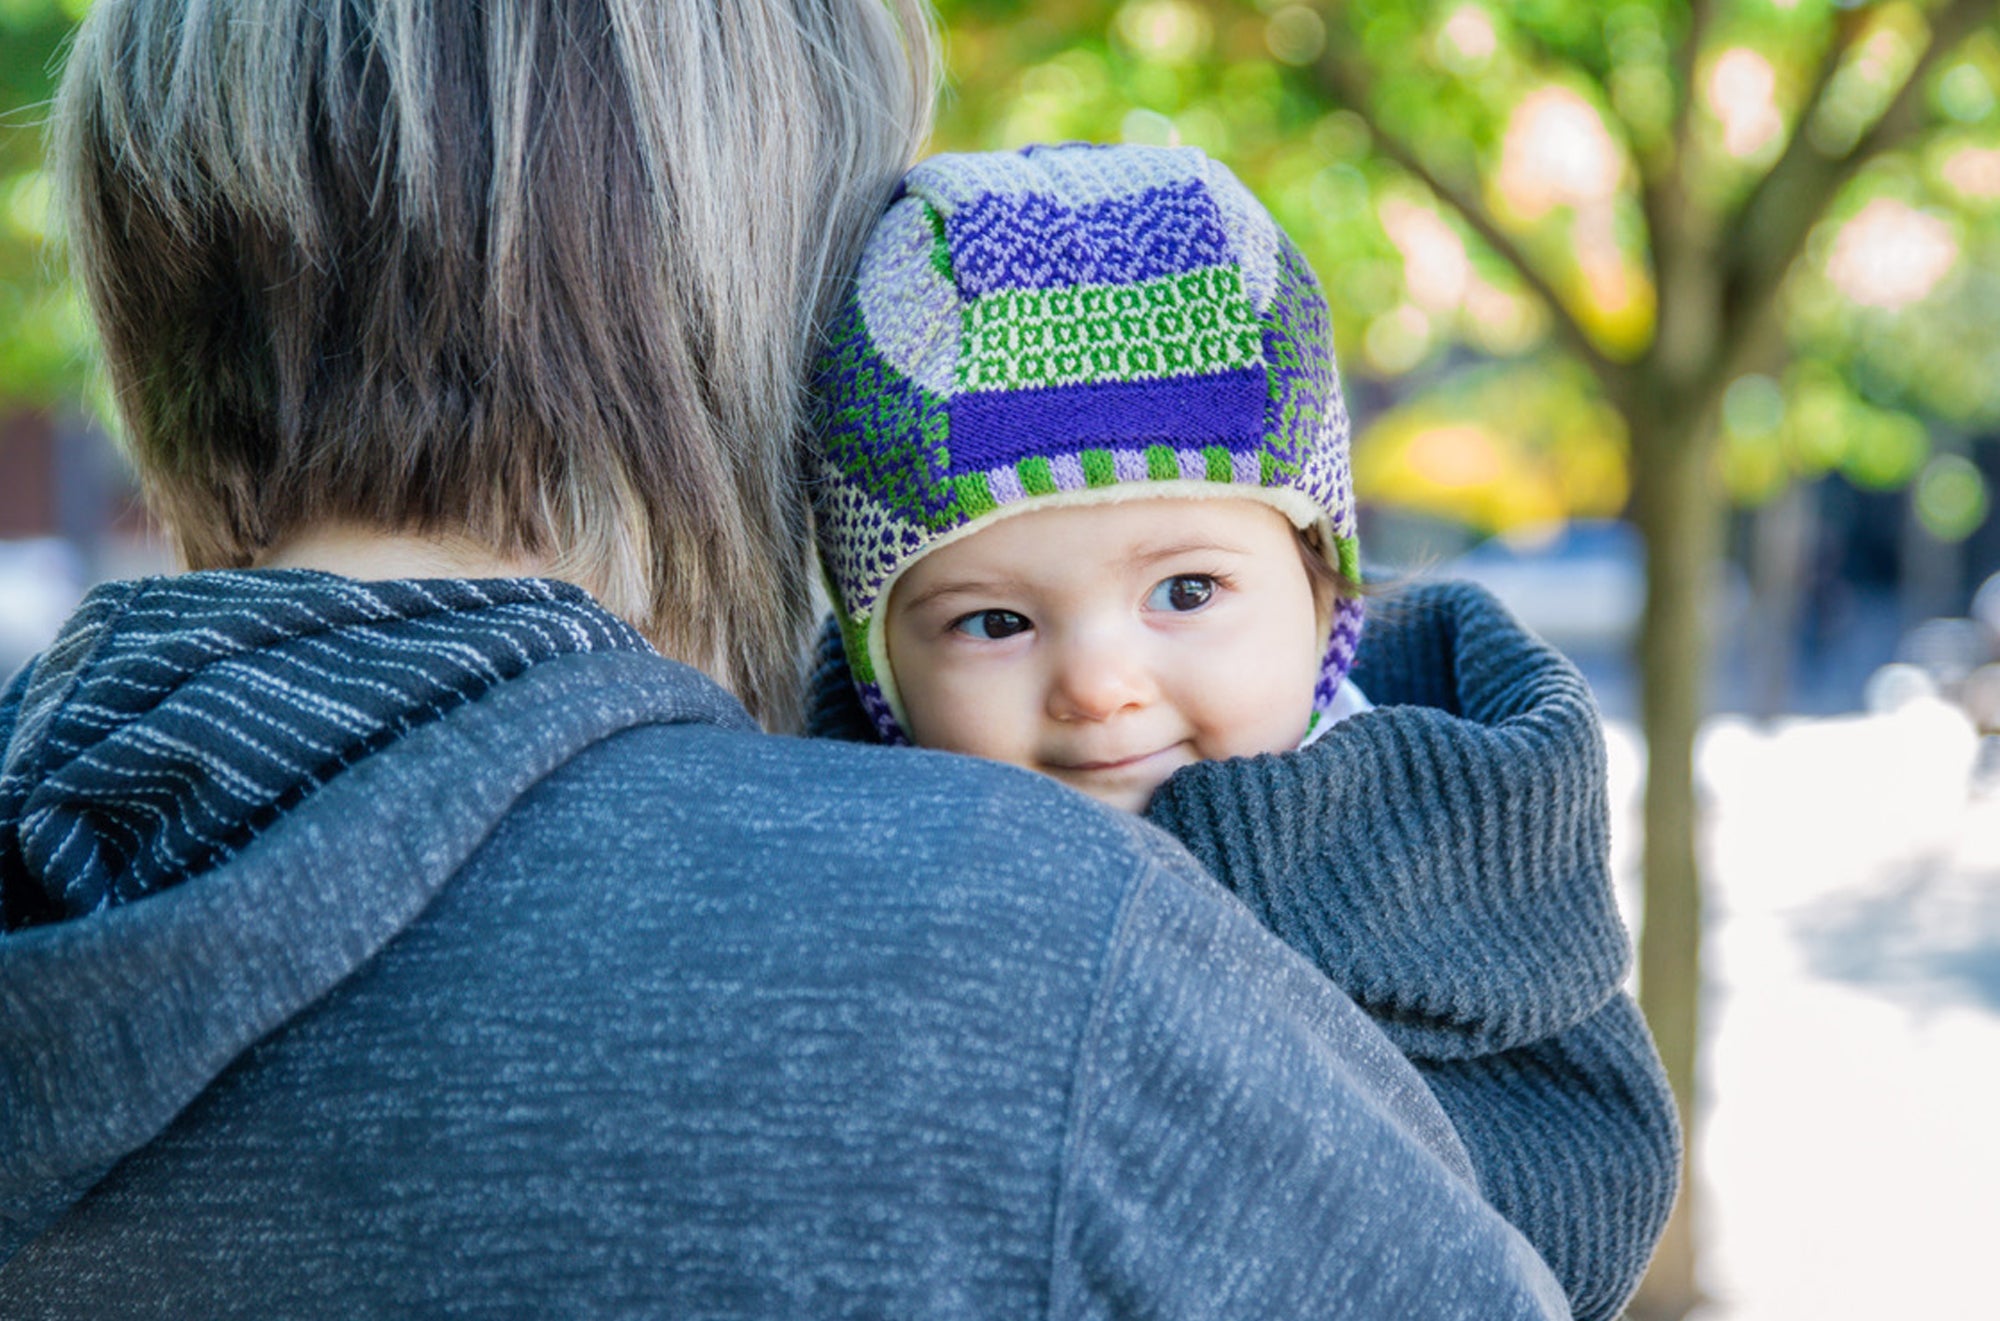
left=1298, top=524, right=1364, bottom=623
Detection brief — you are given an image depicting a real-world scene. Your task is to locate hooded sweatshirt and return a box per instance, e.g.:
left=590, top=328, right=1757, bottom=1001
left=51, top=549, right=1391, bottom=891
left=0, top=569, right=1567, bottom=1318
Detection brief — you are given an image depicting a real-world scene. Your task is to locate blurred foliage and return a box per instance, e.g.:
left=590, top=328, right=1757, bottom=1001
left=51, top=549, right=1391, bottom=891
left=931, top=0, right=2000, bottom=539
left=1352, top=358, right=1629, bottom=527
left=0, top=0, right=91, bottom=408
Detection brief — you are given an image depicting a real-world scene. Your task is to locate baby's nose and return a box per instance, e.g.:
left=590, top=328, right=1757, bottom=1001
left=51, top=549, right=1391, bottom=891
left=1047, top=638, right=1156, bottom=722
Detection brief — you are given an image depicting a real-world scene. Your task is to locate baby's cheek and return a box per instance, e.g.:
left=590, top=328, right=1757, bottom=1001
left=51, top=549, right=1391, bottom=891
left=1209, top=665, right=1319, bottom=758
left=907, top=670, right=1026, bottom=765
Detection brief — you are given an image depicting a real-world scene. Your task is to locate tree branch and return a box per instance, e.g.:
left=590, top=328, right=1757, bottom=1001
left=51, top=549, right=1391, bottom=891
left=1304, top=52, right=1630, bottom=397
left=1637, top=0, right=1718, bottom=386
left=1667, top=0, right=1717, bottom=179
left=1638, top=0, right=1716, bottom=232
left=1503, top=21, right=1605, bottom=91
left=1706, top=0, right=1998, bottom=398
left=1724, top=4, right=1892, bottom=277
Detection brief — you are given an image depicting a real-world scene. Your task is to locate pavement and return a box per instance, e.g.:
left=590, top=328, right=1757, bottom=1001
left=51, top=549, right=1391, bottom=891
left=1604, top=702, right=2000, bottom=1321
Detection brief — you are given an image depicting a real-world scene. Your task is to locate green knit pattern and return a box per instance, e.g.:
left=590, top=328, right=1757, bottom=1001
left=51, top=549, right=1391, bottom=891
left=956, top=267, right=1261, bottom=393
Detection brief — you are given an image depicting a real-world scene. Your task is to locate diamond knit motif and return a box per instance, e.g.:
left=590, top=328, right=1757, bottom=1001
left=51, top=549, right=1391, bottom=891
left=945, top=178, right=1234, bottom=296
left=958, top=267, right=1261, bottom=394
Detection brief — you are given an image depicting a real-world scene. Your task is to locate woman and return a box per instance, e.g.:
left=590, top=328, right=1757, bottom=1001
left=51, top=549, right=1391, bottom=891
left=5, top=1, right=1600, bottom=1315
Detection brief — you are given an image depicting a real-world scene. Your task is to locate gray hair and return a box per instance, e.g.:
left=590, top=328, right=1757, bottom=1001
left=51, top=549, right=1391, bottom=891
left=54, top=0, right=937, bottom=727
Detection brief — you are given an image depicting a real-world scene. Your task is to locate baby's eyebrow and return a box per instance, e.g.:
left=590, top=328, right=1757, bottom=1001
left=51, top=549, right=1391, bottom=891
left=895, top=577, right=1018, bottom=615
left=1123, top=538, right=1253, bottom=567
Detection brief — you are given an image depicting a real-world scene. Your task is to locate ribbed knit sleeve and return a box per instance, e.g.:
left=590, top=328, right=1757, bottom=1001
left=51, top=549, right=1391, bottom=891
left=1420, top=995, right=1680, bottom=1321
left=1144, top=580, right=1677, bottom=1321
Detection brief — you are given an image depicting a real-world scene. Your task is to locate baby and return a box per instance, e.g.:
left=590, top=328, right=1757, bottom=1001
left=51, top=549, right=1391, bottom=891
left=805, top=142, right=1680, bottom=1321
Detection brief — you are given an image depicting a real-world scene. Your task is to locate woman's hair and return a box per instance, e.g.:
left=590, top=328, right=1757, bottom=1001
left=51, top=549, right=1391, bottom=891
left=53, top=0, right=937, bottom=727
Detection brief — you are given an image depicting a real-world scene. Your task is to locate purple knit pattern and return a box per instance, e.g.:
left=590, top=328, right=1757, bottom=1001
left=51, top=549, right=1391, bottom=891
left=857, top=682, right=908, bottom=748
left=945, top=370, right=1270, bottom=473
left=947, top=179, right=1232, bottom=296
left=1318, top=598, right=1367, bottom=711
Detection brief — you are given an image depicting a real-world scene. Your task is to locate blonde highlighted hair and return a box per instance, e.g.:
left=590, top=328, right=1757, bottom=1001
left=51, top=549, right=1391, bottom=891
left=54, top=0, right=937, bottom=726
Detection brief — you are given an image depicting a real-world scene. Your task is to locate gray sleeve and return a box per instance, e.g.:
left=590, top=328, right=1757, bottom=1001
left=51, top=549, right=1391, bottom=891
left=1049, top=849, right=1572, bottom=1321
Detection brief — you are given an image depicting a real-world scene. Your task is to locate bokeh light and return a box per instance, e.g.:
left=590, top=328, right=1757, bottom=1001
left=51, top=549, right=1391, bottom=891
left=1264, top=5, right=1326, bottom=67
left=1707, top=47, right=1785, bottom=160
left=1378, top=197, right=1470, bottom=313
left=1940, top=145, right=2000, bottom=198
left=1436, top=4, right=1498, bottom=72
left=1115, top=0, right=1208, bottom=63
left=1827, top=197, right=1960, bottom=310
left=1915, top=453, right=1991, bottom=541
left=1497, top=86, right=1623, bottom=218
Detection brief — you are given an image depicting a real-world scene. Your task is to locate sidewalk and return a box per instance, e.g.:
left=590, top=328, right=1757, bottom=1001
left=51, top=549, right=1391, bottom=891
left=1606, top=705, right=2000, bottom=1320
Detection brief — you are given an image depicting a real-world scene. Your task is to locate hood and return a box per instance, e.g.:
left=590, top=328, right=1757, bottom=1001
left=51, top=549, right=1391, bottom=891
left=0, top=570, right=747, bottom=1257
left=0, top=571, right=648, bottom=928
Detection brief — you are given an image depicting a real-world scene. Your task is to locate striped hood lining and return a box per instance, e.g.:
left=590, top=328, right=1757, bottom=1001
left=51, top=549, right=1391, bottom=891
left=0, top=570, right=650, bottom=931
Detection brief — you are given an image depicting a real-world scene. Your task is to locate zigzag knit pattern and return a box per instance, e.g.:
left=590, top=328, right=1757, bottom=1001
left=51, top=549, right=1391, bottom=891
left=805, top=580, right=1681, bottom=1321
left=0, top=571, right=649, bottom=930
left=809, top=144, right=1363, bottom=744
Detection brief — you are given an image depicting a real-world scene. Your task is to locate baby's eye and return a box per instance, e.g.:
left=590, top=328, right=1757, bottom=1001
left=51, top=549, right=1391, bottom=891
left=953, top=609, right=1032, bottom=640
left=1146, top=574, right=1217, bottom=613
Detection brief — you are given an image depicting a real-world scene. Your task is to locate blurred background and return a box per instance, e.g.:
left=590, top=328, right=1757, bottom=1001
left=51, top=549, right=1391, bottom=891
left=3, top=1, right=1997, bottom=1317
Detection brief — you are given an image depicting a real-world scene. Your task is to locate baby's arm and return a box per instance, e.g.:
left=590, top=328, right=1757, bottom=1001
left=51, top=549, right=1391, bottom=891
left=1145, top=581, right=1678, bottom=1321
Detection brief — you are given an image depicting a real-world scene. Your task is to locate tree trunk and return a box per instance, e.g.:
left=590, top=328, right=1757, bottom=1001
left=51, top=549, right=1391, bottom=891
left=1748, top=481, right=1816, bottom=721
left=1625, top=401, right=1723, bottom=1321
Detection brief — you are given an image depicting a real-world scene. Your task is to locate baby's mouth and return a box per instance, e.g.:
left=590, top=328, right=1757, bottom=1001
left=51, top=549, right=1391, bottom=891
left=1050, top=745, right=1183, bottom=774
left=1040, top=744, right=1194, bottom=813
left=1066, top=753, right=1157, bottom=772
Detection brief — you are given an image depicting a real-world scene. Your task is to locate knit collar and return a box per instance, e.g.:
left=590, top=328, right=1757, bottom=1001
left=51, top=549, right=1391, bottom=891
left=0, top=570, right=650, bottom=931
left=1142, top=581, right=1630, bottom=1060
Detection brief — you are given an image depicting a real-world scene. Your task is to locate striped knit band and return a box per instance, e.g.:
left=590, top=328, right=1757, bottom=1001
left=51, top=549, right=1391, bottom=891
left=810, top=143, right=1362, bottom=744
left=0, top=571, right=650, bottom=928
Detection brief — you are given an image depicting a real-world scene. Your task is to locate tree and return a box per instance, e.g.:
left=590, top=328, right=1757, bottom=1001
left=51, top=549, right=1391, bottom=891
left=930, top=2, right=2000, bottom=1314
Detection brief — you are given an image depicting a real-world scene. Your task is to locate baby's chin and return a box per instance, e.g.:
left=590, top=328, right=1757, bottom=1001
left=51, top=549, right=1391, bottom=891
left=1063, top=780, right=1158, bottom=814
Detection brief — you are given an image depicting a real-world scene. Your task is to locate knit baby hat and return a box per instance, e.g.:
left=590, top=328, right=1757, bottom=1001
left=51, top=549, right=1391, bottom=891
left=811, top=142, right=1362, bottom=745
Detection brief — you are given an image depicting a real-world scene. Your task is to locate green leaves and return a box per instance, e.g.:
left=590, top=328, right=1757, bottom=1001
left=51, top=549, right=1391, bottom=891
left=0, top=0, right=93, bottom=407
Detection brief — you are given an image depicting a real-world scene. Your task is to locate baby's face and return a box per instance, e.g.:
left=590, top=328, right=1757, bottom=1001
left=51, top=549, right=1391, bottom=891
left=884, top=497, right=1330, bottom=813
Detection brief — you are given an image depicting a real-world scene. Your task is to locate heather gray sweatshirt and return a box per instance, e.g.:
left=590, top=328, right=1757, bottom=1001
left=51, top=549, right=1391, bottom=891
left=0, top=571, right=1566, bottom=1318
